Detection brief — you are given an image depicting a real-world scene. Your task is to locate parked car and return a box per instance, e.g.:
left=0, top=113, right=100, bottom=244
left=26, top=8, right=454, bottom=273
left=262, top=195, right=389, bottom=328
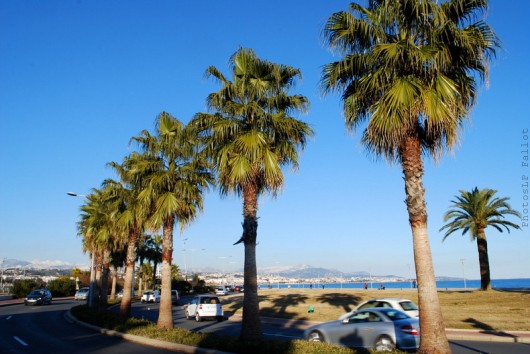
left=339, top=298, right=419, bottom=320
left=74, top=287, right=90, bottom=301
left=141, top=290, right=160, bottom=303
left=171, top=290, right=179, bottom=305
left=184, top=294, right=224, bottom=322
left=24, top=289, right=52, bottom=306
left=304, top=308, right=419, bottom=351
left=234, top=285, right=244, bottom=292
left=215, top=286, right=227, bottom=296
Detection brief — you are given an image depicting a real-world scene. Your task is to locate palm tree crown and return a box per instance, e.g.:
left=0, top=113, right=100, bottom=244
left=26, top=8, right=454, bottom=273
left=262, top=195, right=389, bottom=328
left=441, top=187, right=521, bottom=239
left=321, top=0, right=498, bottom=161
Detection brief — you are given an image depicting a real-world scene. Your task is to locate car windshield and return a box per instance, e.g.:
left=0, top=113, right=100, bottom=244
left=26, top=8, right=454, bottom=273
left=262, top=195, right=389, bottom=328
left=200, top=296, right=220, bottom=304
left=30, top=290, right=43, bottom=295
left=399, top=301, right=418, bottom=311
left=384, top=310, right=410, bottom=321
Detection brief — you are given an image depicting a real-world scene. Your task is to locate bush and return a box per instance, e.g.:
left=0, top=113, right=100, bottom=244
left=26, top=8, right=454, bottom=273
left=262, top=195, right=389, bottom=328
left=12, top=279, right=44, bottom=298
left=48, top=276, right=76, bottom=297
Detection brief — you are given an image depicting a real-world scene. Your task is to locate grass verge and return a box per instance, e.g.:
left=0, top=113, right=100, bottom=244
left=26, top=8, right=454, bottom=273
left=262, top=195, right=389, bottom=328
left=70, top=305, right=407, bottom=354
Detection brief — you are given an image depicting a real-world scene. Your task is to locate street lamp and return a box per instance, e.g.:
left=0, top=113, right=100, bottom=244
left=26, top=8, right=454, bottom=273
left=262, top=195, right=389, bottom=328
left=67, top=191, right=96, bottom=307
left=461, top=259, right=467, bottom=289
left=182, top=238, right=189, bottom=281
left=1, top=258, right=6, bottom=294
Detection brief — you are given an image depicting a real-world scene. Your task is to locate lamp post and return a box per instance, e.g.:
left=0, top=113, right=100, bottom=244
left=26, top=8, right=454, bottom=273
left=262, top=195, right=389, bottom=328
left=182, top=238, right=188, bottom=281
left=461, top=259, right=467, bottom=289
left=67, top=192, right=96, bottom=308
left=0, top=258, right=5, bottom=294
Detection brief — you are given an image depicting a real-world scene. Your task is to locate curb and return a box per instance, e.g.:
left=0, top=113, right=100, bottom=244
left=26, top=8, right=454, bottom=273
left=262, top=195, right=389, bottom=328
left=64, top=310, right=234, bottom=354
left=445, top=328, right=530, bottom=343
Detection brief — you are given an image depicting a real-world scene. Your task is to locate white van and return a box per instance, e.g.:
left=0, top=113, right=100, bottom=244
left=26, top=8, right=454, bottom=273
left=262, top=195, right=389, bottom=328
left=215, top=286, right=227, bottom=296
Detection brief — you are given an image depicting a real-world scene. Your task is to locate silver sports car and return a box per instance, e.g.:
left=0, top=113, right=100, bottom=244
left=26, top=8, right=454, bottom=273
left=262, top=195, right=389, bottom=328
left=303, top=308, right=420, bottom=351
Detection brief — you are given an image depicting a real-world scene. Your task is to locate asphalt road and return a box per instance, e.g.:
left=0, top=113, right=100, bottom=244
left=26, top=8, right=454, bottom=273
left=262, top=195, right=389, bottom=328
left=0, top=299, right=186, bottom=354
left=135, top=295, right=530, bottom=354
left=1, top=297, right=529, bottom=353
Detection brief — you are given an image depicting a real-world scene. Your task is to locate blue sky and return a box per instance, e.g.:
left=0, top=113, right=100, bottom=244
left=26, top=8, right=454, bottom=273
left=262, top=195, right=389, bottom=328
left=1, top=0, right=528, bottom=279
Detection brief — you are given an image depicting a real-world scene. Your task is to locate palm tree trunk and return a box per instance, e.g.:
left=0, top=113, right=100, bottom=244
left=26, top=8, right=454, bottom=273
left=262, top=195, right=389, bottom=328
left=99, top=250, right=111, bottom=311
left=94, top=252, right=103, bottom=309
left=157, top=216, right=175, bottom=329
left=476, top=229, right=492, bottom=291
left=120, top=228, right=139, bottom=317
left=240, top=184, right=262, bottom=341
left=401, top=136, right=451, bottom=354
left=110, top=265, right=117, bottom=299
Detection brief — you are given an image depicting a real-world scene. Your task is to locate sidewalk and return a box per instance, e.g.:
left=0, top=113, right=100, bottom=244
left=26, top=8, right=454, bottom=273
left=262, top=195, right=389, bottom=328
left=2, top=297, right=530, bottom=343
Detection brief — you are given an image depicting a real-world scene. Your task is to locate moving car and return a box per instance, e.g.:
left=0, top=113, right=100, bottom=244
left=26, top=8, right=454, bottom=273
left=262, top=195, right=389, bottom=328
left=304, top=308, right=419, bottom=351
left=25, top=289, right=52, bottom=305
left=215, top=286, right=227, bottom=296
left=141, top=290, right=160, bottom=303
left=184, top=294, right=224, bottom=322
left=171, top=290, right=179, bottom=305
left=74, top=287, right=90, bottom=301
left=338, top=298, right=419, bottom=320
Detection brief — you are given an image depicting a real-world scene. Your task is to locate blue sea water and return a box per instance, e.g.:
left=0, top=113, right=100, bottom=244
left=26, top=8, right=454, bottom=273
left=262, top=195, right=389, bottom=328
left=259, top=278, right=530, bottom=290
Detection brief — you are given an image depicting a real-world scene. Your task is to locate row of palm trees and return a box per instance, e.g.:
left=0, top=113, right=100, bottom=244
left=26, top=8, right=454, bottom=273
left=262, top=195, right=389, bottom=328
left=73, top=1, right=518, bottom=353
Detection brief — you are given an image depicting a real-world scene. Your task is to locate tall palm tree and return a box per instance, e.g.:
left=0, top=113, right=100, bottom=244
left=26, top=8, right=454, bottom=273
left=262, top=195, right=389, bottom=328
left=100, top=162, right=148, bottom=317
left=321, top=1, right=498, bottom=352
left=130, top=112, right=213, bottom=329
left=189, top=47, right=313, bottom=341
left=440, top=187, right=521, bottom=290
left=78, top=186, right=122, bottom=310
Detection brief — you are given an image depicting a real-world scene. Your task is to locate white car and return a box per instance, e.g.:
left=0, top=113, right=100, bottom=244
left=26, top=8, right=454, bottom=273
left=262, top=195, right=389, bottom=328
left=74, top=287, right=90, bottom=301
left=141, top=290, right=160, bottom=303
left=185, top=294, right=224, bottom=322
left=339, top=298, right=419, bottom=320
left=215, top=286, right=227, bottom=296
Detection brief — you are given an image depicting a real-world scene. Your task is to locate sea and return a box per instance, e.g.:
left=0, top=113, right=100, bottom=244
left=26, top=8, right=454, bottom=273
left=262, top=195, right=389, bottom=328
left=259, top=278, right=530, bottom=290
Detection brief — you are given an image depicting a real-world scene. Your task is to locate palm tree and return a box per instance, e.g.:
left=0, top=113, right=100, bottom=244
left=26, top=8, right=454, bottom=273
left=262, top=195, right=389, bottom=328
left=188, top=47, right=313, bottom=340
left=321, top=1, right=498, bottom=352
left=130, top=112, right=213, bottom=329
left=99, top=163, right=147, bottom=317
left=78, top=186, right=121, bottom=310
left=440, top=187, right=521, bottom=290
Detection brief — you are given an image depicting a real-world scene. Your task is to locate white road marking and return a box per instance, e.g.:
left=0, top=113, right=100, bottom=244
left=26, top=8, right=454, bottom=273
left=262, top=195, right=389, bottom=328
left=14, top=336, right=29, bottom=346
left=6, top=315, right=12, bottom=320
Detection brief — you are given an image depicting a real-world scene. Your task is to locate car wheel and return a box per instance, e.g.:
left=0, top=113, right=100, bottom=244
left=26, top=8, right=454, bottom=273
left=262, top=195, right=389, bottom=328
left=374, top=335, right=395, bottom=351
left=308, top=330, right=325, bottom=342
left=195, top=312, right=202, bottom=322
left=216, top=316, right=223, bottom=322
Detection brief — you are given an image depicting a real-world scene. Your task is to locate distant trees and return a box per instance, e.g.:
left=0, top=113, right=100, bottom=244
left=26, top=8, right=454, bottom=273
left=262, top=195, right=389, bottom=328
left=47, top=276, right=76, bottom=297
left=12, top=279, right=43, bottom=298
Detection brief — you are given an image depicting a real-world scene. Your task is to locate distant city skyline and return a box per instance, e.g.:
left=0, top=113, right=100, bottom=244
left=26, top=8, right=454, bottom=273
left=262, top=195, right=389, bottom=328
left=1, top=1, right=528, bottom=281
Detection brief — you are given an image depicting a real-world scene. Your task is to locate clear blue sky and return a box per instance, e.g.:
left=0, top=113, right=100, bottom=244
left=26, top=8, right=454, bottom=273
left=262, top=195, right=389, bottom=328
left=1, top=0, right=528, bottom=279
